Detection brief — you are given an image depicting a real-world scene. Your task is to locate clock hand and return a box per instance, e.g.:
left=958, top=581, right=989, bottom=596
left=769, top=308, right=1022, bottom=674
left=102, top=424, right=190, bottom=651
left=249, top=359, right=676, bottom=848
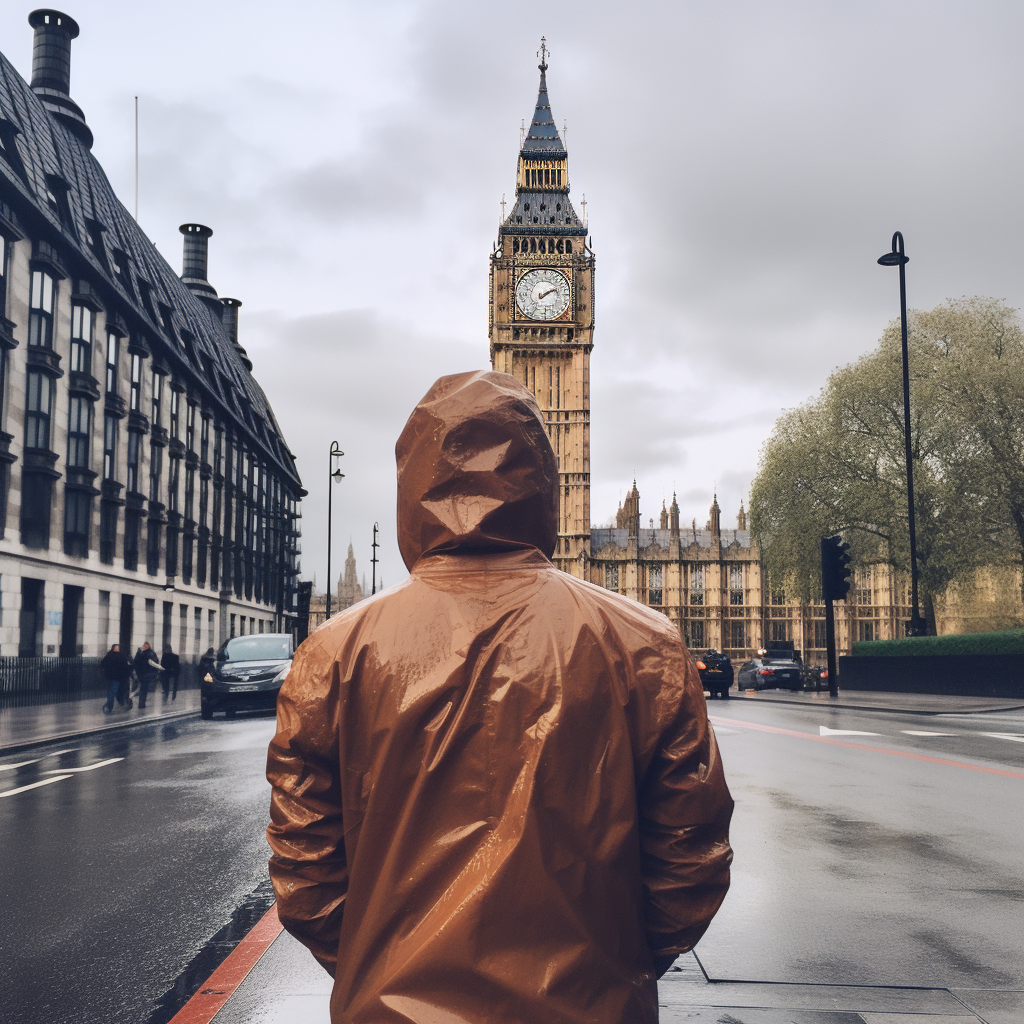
left=538, top=288, right=557, bottom=300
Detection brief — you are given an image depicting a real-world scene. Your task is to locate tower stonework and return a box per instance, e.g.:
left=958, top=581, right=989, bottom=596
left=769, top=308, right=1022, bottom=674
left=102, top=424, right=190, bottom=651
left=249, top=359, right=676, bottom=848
left=489, top=46, right=593, bottom=577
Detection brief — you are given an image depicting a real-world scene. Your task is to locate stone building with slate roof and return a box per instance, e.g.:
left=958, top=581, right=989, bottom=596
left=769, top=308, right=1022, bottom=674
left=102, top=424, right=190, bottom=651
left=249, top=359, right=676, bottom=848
left=0, top=11, right=303, bottom=658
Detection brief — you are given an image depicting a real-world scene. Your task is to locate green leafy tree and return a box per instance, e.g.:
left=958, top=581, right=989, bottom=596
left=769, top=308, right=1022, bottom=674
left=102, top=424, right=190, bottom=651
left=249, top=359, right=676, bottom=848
left=750, top=298, right=1022, bottom=632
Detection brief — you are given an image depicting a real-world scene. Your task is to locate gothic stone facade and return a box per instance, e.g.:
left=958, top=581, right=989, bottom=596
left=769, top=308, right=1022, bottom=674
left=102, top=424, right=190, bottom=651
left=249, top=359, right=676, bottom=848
left=0, top=12, right=303, bottom=658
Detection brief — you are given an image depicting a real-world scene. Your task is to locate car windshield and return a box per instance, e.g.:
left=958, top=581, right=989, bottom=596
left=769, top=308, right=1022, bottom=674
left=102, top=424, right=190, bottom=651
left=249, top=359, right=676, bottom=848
left=220, top=636, right=292, bottom=662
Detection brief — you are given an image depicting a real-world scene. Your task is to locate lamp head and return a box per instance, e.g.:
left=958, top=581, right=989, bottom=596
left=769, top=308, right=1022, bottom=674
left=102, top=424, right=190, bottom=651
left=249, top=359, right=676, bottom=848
left=332, top=470, right=345, bottom=482
left=877, top=251, right=909, bottom=267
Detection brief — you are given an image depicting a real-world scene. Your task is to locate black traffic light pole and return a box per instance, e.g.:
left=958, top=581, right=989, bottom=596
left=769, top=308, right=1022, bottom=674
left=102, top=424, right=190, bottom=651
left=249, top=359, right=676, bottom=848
left=821, top=535, right=852, bottom=699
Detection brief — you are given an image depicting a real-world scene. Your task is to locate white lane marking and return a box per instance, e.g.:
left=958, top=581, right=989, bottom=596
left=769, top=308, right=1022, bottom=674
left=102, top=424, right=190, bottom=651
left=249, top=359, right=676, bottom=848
left=0, top=759, right=41, bottom=772
left=981, top=733, right=1024, bottom=743
left=45, top=748, right=79, bottom=757
left=901, top=730, right=955, bottom=737
left=0, top=775, right=73, bottom=798
left=820, top=726, right=880, bottom=736
left=42, top=757, right=124, bottom=774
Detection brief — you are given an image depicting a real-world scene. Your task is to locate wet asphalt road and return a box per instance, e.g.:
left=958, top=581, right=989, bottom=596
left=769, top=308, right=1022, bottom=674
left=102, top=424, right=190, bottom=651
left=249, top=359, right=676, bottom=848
left=699, top=698, right=1024, bottom=989
left=1, top=699, right=1022, bottom=1023
left=0, top=711, right=279, bottom=1024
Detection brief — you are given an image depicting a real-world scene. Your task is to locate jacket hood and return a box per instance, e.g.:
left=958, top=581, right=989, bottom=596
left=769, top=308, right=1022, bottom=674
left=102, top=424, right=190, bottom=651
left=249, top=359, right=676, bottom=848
left=396, top=370, right=558, bottom=570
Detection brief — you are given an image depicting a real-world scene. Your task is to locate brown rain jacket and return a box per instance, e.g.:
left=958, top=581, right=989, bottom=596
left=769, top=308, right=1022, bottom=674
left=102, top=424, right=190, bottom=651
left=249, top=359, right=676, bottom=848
left=267, top=370, right=733, bottom=1024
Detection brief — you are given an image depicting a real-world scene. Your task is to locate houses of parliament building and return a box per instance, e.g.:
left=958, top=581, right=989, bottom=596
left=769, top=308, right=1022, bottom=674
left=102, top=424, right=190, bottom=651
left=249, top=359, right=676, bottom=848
left=489, top=45, right=912, bottom=661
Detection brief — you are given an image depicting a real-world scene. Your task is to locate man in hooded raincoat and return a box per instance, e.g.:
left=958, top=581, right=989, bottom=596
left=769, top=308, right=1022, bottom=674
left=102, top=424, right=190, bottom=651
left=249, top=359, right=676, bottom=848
left=267, top=370, right=733, bottom=1024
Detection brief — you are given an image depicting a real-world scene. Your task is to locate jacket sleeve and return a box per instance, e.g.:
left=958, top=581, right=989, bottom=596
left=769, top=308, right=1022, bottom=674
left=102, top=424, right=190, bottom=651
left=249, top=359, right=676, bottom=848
left=637, top=642, right=733, bottom=959
left=266, top=637, right=347, bottom=975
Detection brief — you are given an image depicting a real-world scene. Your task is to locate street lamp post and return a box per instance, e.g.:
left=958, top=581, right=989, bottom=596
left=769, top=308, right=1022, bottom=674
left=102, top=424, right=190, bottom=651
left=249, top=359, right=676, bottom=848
left=371, top=522, right=379, bottom=595
left=877, top=231, right=926, bottom=636
left=326, top=442, right=344, bottom=620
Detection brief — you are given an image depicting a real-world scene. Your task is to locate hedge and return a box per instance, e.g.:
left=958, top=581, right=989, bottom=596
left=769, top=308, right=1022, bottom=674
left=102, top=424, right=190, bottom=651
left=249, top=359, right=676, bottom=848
left=852, top=629, right=1024, bottom=658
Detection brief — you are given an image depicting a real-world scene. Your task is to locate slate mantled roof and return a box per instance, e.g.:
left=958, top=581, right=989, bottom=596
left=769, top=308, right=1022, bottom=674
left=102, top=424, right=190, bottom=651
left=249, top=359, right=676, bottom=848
left=522, top=62, right=567, bottom=158
left=500, top=60, right=585, bottom=239
left=0, top=49, right=302, bottom=492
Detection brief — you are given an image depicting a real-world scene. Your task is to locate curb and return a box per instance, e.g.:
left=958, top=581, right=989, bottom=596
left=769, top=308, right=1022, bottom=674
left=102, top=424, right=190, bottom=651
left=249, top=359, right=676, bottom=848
left=719, top=693, right=1024, bottom=717
left=0, top=708, right=201, bottom=756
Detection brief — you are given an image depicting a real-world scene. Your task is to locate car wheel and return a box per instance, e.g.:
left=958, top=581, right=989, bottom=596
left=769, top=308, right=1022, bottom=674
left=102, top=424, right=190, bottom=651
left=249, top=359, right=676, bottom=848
left=226, top=708, right=237, bottom=719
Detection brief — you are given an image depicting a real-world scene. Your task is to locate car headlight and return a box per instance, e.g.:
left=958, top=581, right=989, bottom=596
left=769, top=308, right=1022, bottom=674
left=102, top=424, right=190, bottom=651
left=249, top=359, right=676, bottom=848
left=204, top=672, right=213, bottom=683
left=273, top=661, right=292, bottom=684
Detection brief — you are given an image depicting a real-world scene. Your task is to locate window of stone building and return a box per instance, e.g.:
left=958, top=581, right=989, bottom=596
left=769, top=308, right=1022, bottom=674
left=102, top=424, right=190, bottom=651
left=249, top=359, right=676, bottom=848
left=67, top=396, right=91, bottom=468
left=648, top=566, right=663, bottom=606
left=729, top=622, right=745, bottom=650
left=0, top=234, right=8, bottom=320
left=195, top=607, right=203, bottom=656
left=169, top=390, right=179, bottom=440
left=124, top=510, right=140, bottom=570
left=179, top=603, right=188, bottom=653
left=813, top=621, right=827, bottom=648
left=689, top=564, right=705, bottom=606
left=146, top=516, right=162, bottom=576
left=151, top=371, right=163, bottom=428
left=771, top=588, right=786, bottom=606
left=729, top=565, right=744, bottom=606
left=28, top=270, right=55, bottom=347
left=855, top=570, right=873, bottom=606
left=64, top=490, right=91, bottom=557
left=70, top=304, right=93, bottom=374
left=770, top=622, right=788, bottom=642
left=19, top=578, right=45, bottom=657
left=858, top=621, right=875, bottom=642
left=25, top=371, right=52, bottom=449
left=167, top=456, right=179, bottom=514
left=605, top=564, right=619, bottom=591
left=149, top=443, right=162, bottom=502
left=99, top=501, right=117, bottom=564
left=207, top=609, right=215, bottom=650
left=185, top=466, right=195, bottom=520
left=200, top=413, right=209, bottom=463
left=126, top=430, right=140, bottom=493
left=186, top=402, right=196, bottom=451
left=166, top=520, right=178, bottom=578
left=105, top=331, right=119, bottom=393
left=687, top=621, right=705, bottom=649
left=103, top=415, right=118, bottom=480
left=129, top=353, right=142, bottom=411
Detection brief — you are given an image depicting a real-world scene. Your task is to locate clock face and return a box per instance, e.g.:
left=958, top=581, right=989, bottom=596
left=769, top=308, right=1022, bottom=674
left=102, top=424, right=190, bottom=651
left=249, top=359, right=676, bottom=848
left=515, top=268, right=571, bottom=321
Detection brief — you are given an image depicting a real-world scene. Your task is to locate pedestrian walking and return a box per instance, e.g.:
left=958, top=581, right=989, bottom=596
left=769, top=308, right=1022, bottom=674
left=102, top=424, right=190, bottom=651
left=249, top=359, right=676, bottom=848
left=161, top=644, right=181, bottom=701
left=132, top=641, right=163, bottom=710
left=100, top=643, right=132, bottom=713
left=267, top=371, right=733, bottom=1024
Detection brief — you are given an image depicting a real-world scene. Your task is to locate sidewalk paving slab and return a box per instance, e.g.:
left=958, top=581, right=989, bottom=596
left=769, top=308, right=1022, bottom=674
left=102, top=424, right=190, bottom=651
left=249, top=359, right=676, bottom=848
left=719, top=689, right=1024, bottom=716
left=206, top=931, right=990, bottom=1024
left=0, top=690, right=202, bottom=754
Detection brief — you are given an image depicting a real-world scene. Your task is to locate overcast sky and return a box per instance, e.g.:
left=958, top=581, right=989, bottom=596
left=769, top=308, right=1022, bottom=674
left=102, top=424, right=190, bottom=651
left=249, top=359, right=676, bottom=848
left=3, top=0, right=1022, bottom=590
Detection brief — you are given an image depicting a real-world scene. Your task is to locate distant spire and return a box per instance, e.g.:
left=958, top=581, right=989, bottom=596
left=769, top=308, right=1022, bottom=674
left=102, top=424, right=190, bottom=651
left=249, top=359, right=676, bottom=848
left=522, top=38, right=566, bottom=156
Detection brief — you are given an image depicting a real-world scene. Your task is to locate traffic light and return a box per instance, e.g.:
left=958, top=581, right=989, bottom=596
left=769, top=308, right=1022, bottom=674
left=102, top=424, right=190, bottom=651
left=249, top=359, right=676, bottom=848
left=821, top=536, right=853, bottom=602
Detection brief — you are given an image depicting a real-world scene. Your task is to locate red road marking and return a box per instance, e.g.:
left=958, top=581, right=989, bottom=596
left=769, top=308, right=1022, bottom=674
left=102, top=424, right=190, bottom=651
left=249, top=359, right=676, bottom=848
left=167, top=902, right=283, bottom=1024
left=710, top=716, right=1024, bottom=781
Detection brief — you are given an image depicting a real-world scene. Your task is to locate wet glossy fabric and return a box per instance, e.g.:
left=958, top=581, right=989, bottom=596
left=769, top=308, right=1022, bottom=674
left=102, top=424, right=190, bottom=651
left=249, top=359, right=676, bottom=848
left=267, top=370, right=733, bottom=1024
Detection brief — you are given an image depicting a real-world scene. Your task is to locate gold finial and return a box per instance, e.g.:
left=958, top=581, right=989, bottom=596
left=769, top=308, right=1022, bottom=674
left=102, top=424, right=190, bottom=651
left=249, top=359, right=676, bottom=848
left=537, top=36, right=549, bottom=70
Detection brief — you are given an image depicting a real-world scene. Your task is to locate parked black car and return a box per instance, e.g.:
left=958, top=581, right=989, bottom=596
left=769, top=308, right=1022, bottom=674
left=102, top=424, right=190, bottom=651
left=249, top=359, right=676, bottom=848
left=695, top=649, right=734, bottom=699
left=736, top=655, right=803, bottom=692
left=201, top=634, right=294, bottom=719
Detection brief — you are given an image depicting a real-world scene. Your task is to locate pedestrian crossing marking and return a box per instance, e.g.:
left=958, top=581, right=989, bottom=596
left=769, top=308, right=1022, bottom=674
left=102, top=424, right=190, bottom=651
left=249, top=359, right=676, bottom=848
left=820, top=726, right=880, bottom=736
left=42, top=757, right=123, bottom=774
left=0, top=775, right=73, bottom=798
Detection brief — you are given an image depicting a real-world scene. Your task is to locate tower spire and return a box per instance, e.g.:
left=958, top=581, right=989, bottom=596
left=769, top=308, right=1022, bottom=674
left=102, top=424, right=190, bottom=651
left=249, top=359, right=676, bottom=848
left=522, top=38, right=565, bottom=157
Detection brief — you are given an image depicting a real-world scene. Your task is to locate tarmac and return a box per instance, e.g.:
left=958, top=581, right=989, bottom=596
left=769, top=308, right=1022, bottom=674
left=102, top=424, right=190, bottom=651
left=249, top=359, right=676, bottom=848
left=4, top=686, right=1019, bottom=1023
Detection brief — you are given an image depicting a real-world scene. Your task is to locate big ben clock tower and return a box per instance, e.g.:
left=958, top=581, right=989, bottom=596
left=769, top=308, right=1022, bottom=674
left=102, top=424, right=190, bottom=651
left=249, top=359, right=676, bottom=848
left=489, top=40, right=594, bottom=578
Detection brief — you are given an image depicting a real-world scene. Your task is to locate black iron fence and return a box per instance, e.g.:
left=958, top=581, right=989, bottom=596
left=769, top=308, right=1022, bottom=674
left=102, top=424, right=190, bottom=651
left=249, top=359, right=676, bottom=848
left=0, top=657, right=204, bottom=710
